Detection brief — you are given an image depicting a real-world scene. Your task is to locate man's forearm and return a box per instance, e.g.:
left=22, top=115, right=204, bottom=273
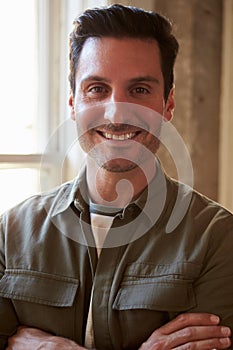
left=6, top=327, right=86, bottom=350
left=6, top=313, right=231, bottom=350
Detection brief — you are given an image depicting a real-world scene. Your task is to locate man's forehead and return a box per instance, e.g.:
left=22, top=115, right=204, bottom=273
left=77, top=36, right=161, bottom=70
left=79, top=36, right=160, bottom=56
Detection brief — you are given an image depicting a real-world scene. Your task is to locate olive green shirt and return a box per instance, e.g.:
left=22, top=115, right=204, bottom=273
left=0, top=164, right=233, bottom=349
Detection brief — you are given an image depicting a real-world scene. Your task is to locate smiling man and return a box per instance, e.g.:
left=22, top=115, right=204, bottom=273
left=1, top=4, right=233, bottom=350
left=71, top=36, right=171, bottom=206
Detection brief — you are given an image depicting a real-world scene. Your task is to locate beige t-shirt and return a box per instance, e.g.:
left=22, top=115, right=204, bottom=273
left=85, top=205, right=121, bottom=348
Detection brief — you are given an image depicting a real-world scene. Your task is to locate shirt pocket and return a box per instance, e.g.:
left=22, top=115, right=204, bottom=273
left=113, top=261, right=201, bottom=312
left=111, top=262, right=201, bottom=349
left=0, top=269, right=79, bottom=338
left=0, top=269, right=79, bottom=307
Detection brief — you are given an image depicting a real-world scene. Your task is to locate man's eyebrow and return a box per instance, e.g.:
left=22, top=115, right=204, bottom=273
left=129, top=76, right=160, bottom=85
left=80, top=75, right=111, bottom=85
left=80, top=75, right=160, bottom=86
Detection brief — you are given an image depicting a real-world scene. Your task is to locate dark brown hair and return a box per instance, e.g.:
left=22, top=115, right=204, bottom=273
left=69, top=4, right=179, bottom=101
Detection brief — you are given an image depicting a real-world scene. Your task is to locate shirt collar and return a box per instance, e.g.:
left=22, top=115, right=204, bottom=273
left=50, top=157, right=168, bottom=223
left=50, top=166, right=88, bottom=217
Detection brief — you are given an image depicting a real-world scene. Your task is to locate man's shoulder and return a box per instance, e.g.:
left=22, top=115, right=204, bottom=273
left=167, top=175, right=233, bottom=229
left=0, top=180, right=77, bottom=223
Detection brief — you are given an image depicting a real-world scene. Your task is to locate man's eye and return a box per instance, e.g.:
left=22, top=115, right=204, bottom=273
left=88, top=86, right=106, bottom=93
left=132, top=87, right=150, bottom=94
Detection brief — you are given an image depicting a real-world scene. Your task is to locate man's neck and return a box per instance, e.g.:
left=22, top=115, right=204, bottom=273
left=86, top=158, right=156, bottom=208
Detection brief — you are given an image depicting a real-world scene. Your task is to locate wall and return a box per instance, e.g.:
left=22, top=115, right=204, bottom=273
left=154, top=0, right=223, bottom=201
left=219, top=0, right=233, bottom=211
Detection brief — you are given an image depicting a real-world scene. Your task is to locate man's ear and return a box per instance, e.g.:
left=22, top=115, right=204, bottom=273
left=164, top=86, right=175, bottom=122
left=69, top=92, right=75, bottom=121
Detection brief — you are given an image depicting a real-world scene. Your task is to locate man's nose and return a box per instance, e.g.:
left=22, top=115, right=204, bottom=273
left=104, top=102, right=125, bottom=124
left=104, top=91, right=130, bottom=124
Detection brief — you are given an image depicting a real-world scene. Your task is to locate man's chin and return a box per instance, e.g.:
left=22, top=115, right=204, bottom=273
left=101, top=159, right=138, bottom=173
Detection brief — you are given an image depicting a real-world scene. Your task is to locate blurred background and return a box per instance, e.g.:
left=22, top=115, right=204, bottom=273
left=0, top=0, right=232, bottom=214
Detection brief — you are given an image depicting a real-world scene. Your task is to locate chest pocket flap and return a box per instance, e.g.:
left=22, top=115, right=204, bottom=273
left=113, top=262, right=201, bottom=312
left=0, top=269, right=79, bottom=307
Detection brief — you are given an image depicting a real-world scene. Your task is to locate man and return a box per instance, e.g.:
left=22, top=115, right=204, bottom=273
left=1, top=4, right=233, bottom=350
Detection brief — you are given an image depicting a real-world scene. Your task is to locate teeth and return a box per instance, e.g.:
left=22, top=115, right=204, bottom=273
left=102, top=132, right=136, bottom=140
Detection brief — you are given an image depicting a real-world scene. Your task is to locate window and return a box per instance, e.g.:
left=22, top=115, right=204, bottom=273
left=0, top=1, right=37, bottom=154
left=0, top=0, right=111, bottom=214
left=0, top=0, right=42, bottom=213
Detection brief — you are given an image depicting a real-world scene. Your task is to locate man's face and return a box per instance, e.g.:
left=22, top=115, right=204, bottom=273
left=70, top=37, right=174, bottom=172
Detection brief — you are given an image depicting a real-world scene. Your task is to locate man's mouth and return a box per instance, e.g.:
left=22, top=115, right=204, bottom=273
left=100, top=131, right=138, bottom=140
